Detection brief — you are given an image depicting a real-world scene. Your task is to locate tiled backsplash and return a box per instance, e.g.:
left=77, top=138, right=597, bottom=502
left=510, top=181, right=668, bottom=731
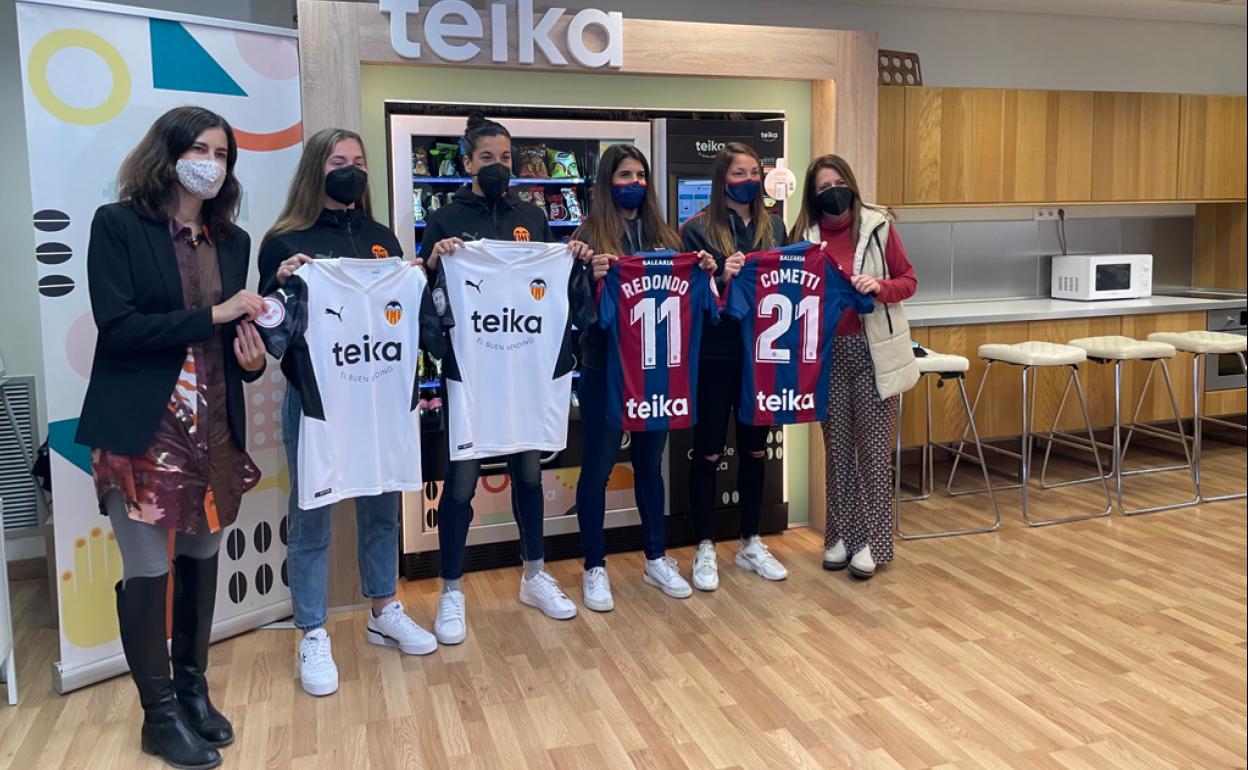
left=896, top=216, right=1195, bottom=301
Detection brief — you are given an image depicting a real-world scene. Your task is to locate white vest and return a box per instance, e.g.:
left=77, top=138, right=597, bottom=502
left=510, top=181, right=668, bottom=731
left=804, top=205, right=919, bottom=399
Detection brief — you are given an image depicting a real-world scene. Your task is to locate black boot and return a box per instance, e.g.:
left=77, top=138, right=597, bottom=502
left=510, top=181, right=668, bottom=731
left=116, top=579, right=223, bottom=770
left=171, top=554, right=234, bottom=747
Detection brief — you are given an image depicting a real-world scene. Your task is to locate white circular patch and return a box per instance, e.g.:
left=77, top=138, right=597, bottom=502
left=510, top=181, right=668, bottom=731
left=255, top=296, right=285, bottom=329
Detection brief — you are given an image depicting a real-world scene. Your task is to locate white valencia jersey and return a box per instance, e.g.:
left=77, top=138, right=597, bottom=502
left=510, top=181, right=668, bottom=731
left=431, top=240, right=592, bottom=461
left=255, top=258, right=426, bottom=509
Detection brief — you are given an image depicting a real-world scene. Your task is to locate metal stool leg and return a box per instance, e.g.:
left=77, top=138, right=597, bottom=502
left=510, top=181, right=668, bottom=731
left=1197, top=350, right=1248, bottom=503
left=1023, top=365, right=1112, bottom=526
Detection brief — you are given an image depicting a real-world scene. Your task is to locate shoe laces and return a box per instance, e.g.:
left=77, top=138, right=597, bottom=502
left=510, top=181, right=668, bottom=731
left=694, top=544, right=717, bottom=573
left=302, top=632, right=331, bottom=664
left=585, top=567, right=609, bottom=593
left=529, top=571, right=568, bottom=602
left=380, top=602, right=422, bottom=634
left=650, top=556, right=681, bottom=582
left=744, top=537, right=774, bottom=561
left=438, top=591, right=465, bottom=621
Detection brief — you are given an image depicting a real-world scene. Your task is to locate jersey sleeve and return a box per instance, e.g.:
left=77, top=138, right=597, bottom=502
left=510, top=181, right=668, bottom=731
left=568, top=259, right=597, bottom=330
left=596, top=266, right=617, bottom=330
left=829, top=262, right=876, bottom=316
left=255, top=274, right=309, bottom=360
left=696, top=268, right=721, bottom=324
left=722, top=261, right=753, bottom=321
left=420, top=265, right=454, bottom=360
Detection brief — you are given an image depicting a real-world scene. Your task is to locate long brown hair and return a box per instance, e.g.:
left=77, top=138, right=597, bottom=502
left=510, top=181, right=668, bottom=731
left=577, top=145, right=679, bottom=256
left=790, top=154, right=889, bottom=242
left=116, top=106, right=241, bottom=238
left=263, top=128, right=372, bottom=247
left=701, top=142, right=776, bottom=257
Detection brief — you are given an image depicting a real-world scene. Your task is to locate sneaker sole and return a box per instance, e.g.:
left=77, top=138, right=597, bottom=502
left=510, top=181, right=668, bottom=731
left=733, top=555, right=788, bottom=581
left=584, top=597, right=615, bottom=612
left=366, top=628, right=437, bottom=656
left=434, top=627, right=466, bottom=645
left=642, top=573, right=693, bottom=599
left=299, top=673, right=339, bottom=697
left=519, top=595, right=578, bottom=619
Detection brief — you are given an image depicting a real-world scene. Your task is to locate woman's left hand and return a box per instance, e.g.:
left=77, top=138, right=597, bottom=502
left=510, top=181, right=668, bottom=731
left=697, top=250, right=717, bottom=273
left=568, top=240, right=594, bottom=263
left=852, top=274, right=881, bottom=295
left=234, top=321, right=266, bottom=372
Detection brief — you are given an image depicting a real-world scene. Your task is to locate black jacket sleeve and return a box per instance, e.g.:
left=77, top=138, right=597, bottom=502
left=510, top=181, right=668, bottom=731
left=88, top=206, right=214, bottom=354
left=257, top=234, right=296, bottom=296
left=419, top=267, right=454, bottom=361
left=771, top=213, right=791, bottom=248
left=567, top=259, right=596, bottom=331
left=255, top=275, right=309, bottom=360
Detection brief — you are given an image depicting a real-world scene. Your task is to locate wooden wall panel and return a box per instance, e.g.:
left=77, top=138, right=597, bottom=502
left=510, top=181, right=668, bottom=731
left=1193, top=203, right=1248, bottom=291
left=904, top=87, right=1005, bottom=204
left=927, top=322, right=1031, bottom=442
left=1091, top=92, right=1180, bottom=201
left=1002, top=90, right=1093, bottom=203
left=876, top=86, right=906, bottom=206
left=298, top=0, right=362, bottom=137
left=1178, top=95, right=1248, bottom=200
left=1120, top=312, right=1206, bottom=425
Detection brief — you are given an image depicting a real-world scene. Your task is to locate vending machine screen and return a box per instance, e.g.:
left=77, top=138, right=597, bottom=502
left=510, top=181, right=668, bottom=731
left=676, top=178, right=712, bottom=227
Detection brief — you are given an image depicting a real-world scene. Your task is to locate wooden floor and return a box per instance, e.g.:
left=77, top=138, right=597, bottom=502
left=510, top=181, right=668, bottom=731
left=1, top=443, right=1245, bottom=769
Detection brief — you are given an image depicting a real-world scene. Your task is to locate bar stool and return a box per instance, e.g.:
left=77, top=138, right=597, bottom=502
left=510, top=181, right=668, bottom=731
left=893, top=349, right=1000, bottom=540
left=1043, top=336, right=1198, bottom=515
left=948, top=341, right=1112, bottom=526
left=1147, top=330, right=1247, bottom=502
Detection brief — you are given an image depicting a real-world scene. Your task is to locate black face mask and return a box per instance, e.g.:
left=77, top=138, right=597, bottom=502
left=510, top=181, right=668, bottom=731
left=325, top=166, right=368, bottom=205
left=476, top=162, right=511, bottom=201
left=817, top=186, right=856, bottom=216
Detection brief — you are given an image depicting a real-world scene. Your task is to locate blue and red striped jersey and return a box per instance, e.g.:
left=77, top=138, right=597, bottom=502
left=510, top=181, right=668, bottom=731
left=724, top=242, right=876, bottom=426
left=598, top=251, right=719, bottom=431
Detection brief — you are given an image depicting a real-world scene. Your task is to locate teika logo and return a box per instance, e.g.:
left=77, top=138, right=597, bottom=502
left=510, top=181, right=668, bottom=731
left=333, top=335, right=403, bottom=367
left=694, top=139, right=726, bottom=159
left=760, top=130, right=779, bottom=141
left=627, top=394, right=688, bottom=421
left=472, top=307, right=543, bottom=333
left=379, top=0, right=623, bottom=68
left=756, top=389, right=814, bottom=412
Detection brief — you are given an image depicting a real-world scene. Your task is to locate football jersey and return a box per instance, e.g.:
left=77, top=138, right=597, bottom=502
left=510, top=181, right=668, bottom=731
left=426, top=239, right=593, bottom=461
left=724, top=242, right=876, bottom=426
left=255, top=258, right=427, bottom=509
left=597, top=251, right=719, bottom=431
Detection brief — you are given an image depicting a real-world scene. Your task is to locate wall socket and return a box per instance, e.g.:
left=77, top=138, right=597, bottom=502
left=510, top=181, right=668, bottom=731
left=1033, top=207, right=1062, bottom=221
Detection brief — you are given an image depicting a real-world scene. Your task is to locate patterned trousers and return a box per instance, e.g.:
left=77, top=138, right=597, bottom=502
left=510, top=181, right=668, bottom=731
left=821, top=334, right=899, bottom=564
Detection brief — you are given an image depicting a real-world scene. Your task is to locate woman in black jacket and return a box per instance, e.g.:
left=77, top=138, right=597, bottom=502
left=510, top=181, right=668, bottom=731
left=76, top=106, right=267, bottom=770
left=257, top=127, right=436, bottom=701
left=679, top=142, right=791, bottom=592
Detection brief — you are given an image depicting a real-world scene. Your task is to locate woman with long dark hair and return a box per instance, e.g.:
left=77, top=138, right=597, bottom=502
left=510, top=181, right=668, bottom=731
left=573, top=144, right=712, bottom=609
left=679, top=142, right=790, bottom=592
left=77, top=106, right=266, bottom=769
left=790, top=154, right=918, bottom=580
left=258, top=127, right=436, bottom=699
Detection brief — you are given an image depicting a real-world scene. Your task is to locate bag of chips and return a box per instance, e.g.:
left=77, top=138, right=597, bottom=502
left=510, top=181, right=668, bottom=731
left=561, top=187, right=583, bottom=221
left=516, top=144, right=549, bottom=178
left=547, top=149, right=580, bottom=179
left=411, top=147, right=430, bottom=177
left=430, top=143, right=458, bottom=177
left=546, top=191, right=569, bottom=221
left=528, top=186, right=547, bottom=216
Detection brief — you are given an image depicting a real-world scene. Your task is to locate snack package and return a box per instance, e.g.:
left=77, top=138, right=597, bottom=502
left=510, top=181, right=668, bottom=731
left=546, top=191, right=569, bottom=221
left=430, top=143, right=458, bottom=177
left=429, top=193, right=442, bottom=212
left=561, top=187, right=583, bottom=221
left=516, top=144, right=549, bottom=178
left=411, top=147, right=430, bottom=177
left=413, top=192, right=426, bottom=223
left=529, top=186, right=547, bottom=216
left=547, top=148, right=580, bottom=179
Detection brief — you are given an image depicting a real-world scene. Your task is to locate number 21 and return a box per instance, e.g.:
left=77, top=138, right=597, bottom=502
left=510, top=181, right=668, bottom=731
left=755, top=295, right=819, bottom=363
left=631, top=296, right=682, bottom=369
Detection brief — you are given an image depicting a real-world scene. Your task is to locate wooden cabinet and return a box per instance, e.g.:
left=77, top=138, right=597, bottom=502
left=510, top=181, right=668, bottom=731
left=904, top=87, right=1005, bottom=204
left=876, top=85, right=906, bottom=206
left=1001, top=90, right=1094, bottom=203
left=1193, top=203, right=1247, bottom=291
left=1091, top=92, right=1181, bottom=201
left=1179, top=95, right=1248, bottom=200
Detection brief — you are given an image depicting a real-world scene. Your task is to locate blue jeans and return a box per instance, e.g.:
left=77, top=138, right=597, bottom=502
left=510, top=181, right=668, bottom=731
left=574, top=365, right=668, bottom=569
left=282, top=386, right=399, bottom=630
left=437, top=450, right=544, bottom=580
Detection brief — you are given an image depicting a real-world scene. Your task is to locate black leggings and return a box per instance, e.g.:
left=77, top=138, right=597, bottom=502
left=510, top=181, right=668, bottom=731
left=689, top=357, right=768, bottom=541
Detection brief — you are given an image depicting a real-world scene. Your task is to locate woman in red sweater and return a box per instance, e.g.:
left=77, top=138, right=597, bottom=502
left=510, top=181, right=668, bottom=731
left=790, top=154, right=918, bottom=579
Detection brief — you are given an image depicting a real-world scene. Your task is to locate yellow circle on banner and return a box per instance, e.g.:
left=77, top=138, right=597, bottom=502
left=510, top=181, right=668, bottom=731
left=28, top=29, right=130, bottom=126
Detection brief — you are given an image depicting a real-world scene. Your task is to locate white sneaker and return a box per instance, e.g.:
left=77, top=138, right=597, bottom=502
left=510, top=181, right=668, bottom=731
left=583, top=567, right=614, bottom=613
left=692, top=541, right=719, bottom=592
left=734, top=536, right=788, bottom=581
left=367, top=601, right=437, bottom=655
left=849, top=545, right=876, bottom=579
left=823, top=539, right=849, bottom=571
left=434, top=590, right=467, bottom=645
left=519, top=571, right=578, bottom=620
left=644, top=556, right=693, bottom=599
left=298, top=628, right=338, bottom=697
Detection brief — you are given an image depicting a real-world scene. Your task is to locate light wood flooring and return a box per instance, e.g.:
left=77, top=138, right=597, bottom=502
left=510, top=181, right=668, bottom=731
left=1, top=443, right=1245, bottom=769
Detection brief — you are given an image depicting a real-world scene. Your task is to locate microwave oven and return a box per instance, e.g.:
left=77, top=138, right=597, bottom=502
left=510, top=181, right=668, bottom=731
left=1051, top=254, right=1153, bottom=301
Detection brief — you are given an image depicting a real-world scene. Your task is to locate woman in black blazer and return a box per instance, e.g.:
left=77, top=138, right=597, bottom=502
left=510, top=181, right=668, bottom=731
left=76, top=106, right=266, bottom=770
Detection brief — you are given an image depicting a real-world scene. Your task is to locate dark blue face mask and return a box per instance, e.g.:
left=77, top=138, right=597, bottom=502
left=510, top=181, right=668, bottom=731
left=725, top=178, right=760, bottom=205
left=611, top=181, right=647, bottom=210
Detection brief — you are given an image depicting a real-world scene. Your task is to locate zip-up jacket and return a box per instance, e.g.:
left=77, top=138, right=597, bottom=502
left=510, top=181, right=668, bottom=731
left=418, top=186, right=555, bottom=262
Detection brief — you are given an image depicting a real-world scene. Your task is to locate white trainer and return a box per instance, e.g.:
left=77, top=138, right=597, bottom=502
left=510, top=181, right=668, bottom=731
left=734, top=536, right=788, bottom=581
left=367, top=601, right=437, bottom=655
left=849, top=545, right=876, bottom=579
left=644, top=556, right=693, bottom=599
left=434, top=590, right=467, bottom=645
left=823, top=539, right=849, bottom=571
left=298, top=628, right=339, bottom=697
left=692, top=541, right=719, bottom=592
left=583, top=567, right=614, bottom=612
left=519, top=571, right=578, bottom=620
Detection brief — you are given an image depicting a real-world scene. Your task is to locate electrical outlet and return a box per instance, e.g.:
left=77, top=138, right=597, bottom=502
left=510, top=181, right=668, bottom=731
left=1033, top=208, right=1060, bottom=221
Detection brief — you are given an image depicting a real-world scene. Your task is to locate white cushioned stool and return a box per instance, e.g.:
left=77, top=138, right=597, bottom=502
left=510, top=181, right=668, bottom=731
left=1044, top=336, right=1198, bottom=515
left=893, top=349, right=1000, bottom=540
left=947, top=341, right=1112, bottom=526
left=1147, top=330, right=1247, bottom=502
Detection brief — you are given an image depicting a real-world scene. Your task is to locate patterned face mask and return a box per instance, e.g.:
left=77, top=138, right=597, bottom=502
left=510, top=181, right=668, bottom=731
left=176, top=158, right=226, bottom=200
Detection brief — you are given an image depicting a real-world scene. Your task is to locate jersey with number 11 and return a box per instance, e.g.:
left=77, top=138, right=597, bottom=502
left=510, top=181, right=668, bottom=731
left=597, top=252, right=718, bottom=431
left=724, top=242, right=876, bottom=426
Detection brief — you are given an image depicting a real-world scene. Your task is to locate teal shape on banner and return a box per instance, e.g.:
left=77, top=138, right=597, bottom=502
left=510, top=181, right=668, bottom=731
left=149, top=19, right=246, bottom=97
left=49, top=418, right=93, bottom=476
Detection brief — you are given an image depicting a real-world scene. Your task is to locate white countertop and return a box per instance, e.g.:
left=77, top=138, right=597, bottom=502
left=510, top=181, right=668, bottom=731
left=906, top=294, right=1247, bottom=327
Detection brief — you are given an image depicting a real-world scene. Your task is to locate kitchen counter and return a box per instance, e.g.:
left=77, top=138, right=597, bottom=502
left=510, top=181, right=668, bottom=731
left=906, top=294, right=1247, bottom=328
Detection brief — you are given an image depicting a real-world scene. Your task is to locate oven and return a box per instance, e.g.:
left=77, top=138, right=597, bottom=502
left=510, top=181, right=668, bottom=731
left=1206, top=306, right=1248, bottom=391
